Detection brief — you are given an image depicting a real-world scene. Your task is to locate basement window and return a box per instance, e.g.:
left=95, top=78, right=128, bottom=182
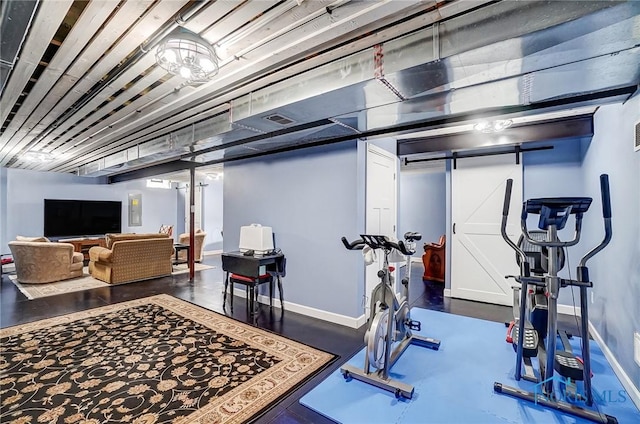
left=146, top=179, right=172, bottom=189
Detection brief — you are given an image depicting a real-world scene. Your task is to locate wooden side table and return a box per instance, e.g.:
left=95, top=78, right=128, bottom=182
left=173, top=243, right=190, bottom=265
left=58, top=238, right=106, bottom=261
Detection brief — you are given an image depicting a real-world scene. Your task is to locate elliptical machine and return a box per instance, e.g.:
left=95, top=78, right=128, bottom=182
left=494, top=175, right=616, bottom=424
left=340, top=232, right=440, bottom=399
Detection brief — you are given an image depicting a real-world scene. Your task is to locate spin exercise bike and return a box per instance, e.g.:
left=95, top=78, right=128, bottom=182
left=340, top=232, right=440, bottom=399
left=494, top=175, right=616, bottom=424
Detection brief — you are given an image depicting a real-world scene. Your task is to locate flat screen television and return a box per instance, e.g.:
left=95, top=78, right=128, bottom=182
left=44, top=199, right=122, bottom=238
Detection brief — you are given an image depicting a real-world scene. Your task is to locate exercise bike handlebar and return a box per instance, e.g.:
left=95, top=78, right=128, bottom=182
left=341, top=236, right=365, bottom=250
left=341, top=235, right=414, bottom=255
left=579, top=174, right=613, bottom=267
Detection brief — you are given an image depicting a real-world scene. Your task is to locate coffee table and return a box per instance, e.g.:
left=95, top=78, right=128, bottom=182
left=173, top=243, right=190, bottom=265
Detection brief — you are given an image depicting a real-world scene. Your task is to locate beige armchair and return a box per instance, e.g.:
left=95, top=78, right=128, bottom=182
left=178, top=229, right=207, bottom=262
left=8, top=241, right=84, bottom=284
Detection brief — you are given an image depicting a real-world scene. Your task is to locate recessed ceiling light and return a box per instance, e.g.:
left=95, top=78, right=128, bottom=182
left=22, top=151, right=57, bottom=162
left=474, top=119, right=513, bottom=133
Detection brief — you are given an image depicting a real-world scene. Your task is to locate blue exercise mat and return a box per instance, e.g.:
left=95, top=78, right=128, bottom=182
left=300, top=308, right=640, bottom=423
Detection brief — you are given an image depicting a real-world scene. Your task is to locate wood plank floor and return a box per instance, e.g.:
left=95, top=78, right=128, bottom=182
left=0, top=254, right=583, bottom=423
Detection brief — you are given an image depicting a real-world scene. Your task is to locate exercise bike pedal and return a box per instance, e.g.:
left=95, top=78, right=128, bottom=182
left=406, top=319, right=421, bottom=332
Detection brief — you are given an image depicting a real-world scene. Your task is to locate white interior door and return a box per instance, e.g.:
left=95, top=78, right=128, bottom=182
left=365, top=143, right=398, bottom=318
left=451, top=154, right=522, bottom=306
left=185, top=185, right=203, bottom=232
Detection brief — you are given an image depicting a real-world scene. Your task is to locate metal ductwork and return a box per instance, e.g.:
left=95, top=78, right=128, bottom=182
left=70, top=1, right=639, bottom=177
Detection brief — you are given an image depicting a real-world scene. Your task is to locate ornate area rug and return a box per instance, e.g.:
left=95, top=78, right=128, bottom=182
left=0, top=295, right=335, bottom=423
left=9, top=263, right=215, bottom=300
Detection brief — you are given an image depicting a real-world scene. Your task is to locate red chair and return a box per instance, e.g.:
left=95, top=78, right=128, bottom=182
left=422, top=235, right=445, bottom=282
left=226, top=273, right=273, bottom=315
left=224, top=257, right=286, bottom=316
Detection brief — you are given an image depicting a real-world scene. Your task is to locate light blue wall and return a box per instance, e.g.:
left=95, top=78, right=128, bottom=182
left=223, top=141, right=363, bottom=318
left=582, top=96, right=640, bottom=393
left=176, top=185, right=186, bottom=237
left=175, top=180, right=223, bottom=250
left=202, top=178, right=223, bottom=251
left=523, top=139, right=588, bottom=306
left=399, top=166, right=447, bottom=244
left=0, top=167, right=6, bottom=253
left=2, top=168, right=177, bottom=249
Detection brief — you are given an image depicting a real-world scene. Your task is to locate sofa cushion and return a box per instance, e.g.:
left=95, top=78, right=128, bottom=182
left=105, top=233, right=169, bottom=249
left=72, top=252, right=84, bottom=263
left=16, top=235, right=50, bottom=242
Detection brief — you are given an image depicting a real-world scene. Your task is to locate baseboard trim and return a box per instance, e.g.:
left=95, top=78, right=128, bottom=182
left=588, top=321, right=640, bottom=410
left=444, top=288, right=451, bottom=298
left=557, top=304, right=581, bottom=317
left=231, top=289, right=366, bottom=329
left=204, top=249, right=222, bottom=256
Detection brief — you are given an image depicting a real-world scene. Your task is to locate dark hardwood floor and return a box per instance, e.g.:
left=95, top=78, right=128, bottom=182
left=0, top=255, right=584, bottom=423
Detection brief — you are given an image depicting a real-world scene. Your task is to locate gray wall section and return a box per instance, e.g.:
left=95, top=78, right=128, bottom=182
left=223, top=141, right=363, bottom=318
left=582, top=96, right=640, bottom=394
left=2, top=168, right=177, bottom=247
left=399, top=167, right=447, bottom=245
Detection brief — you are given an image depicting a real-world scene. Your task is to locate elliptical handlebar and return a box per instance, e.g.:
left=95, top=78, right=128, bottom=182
left=579, top=174, right=613, bottom=267
left=501, top=179, right=528, bottom=268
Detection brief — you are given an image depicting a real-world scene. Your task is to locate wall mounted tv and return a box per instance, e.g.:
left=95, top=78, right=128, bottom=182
left=44, top=199, right=122, bottom=238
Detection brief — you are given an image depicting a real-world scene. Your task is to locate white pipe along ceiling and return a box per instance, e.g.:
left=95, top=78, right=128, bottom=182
left=0, top=0, right=638, bottom=181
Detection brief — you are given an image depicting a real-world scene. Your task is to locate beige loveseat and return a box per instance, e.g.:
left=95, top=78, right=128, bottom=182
left=88, top=233, right=174, bottom=284
left=8, top=240, right=84, bottom=284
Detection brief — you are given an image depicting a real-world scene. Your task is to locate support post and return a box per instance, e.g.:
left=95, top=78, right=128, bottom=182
left=189, top=166, right=195, bottom=281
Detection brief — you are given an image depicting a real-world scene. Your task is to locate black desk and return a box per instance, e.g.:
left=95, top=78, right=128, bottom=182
left=221, top=251, right=285, bottom=315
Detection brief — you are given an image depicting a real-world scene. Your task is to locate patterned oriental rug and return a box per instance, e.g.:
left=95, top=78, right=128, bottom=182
left=0, top=295, right=336, bottom=424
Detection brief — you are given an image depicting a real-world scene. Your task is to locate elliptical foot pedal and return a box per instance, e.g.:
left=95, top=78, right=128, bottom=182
left=511, top=323, right=538, bottom=358
left=554, top=350, right=584, bottom=381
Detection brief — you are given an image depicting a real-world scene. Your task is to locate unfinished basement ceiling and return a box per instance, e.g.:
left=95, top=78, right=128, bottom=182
left=0, top=0, right=638, bottom=180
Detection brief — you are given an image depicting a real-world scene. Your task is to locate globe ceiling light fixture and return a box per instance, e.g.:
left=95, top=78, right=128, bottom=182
left=155, top=28, right=219, bottom=85
left=474, top=119, right=513, bottom=133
